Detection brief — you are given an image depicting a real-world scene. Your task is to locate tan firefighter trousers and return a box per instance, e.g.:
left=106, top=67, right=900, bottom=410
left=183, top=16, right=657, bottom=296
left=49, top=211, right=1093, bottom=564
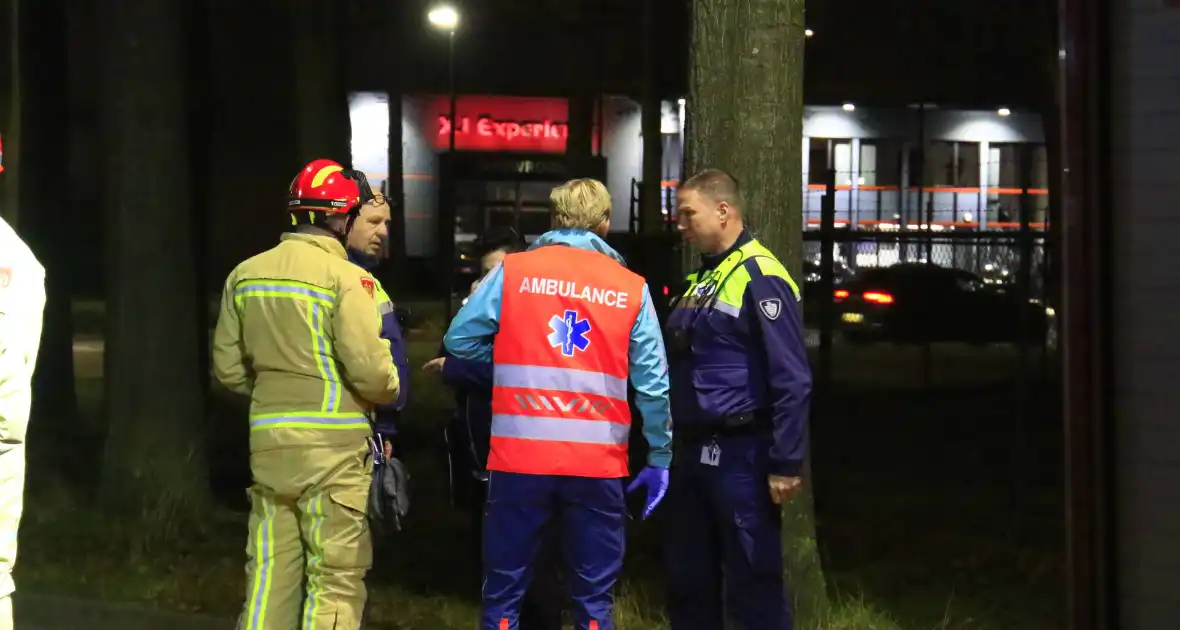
left=237, top=441, right=374, bottom=630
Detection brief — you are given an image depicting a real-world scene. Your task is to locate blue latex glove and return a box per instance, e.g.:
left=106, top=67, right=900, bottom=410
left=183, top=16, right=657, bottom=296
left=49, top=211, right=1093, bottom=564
left=626, top=466, right=670, bottom=519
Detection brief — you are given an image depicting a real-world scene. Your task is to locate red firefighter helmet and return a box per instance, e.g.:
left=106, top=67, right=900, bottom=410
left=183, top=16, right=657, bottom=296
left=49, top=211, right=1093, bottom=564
left=287, top=158, right=364, bottom=214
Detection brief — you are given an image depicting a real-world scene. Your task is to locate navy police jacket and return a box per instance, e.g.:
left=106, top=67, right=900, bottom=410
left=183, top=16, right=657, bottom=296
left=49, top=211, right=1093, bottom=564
left=664, top=230, right=812, bottom=477
left=348, top=250, right=410, bottom=436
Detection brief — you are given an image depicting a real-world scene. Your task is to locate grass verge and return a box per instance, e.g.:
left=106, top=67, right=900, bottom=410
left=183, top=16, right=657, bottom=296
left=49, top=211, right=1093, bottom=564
left=30, top=312, right=1063, bottom=629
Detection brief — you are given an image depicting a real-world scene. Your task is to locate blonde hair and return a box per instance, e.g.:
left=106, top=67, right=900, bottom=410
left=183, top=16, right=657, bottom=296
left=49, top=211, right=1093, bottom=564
left=550, top=178, right=612, bottom=231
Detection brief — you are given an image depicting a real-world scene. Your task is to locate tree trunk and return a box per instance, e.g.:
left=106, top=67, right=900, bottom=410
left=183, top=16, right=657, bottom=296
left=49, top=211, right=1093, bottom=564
left=562, top=0, right=597, bottom=179
left=289, top=0, right=351, bottom=164
left=185, top=0, right=213, bottom=397
left=99, top=0, right=208, bottom=514
left=687, top=0, right=829, bottom=624
left=16, top=0, right=83, bottom=488
left=0, top=0, right=19, bottom=224
left=383, top=1, right=406, bottom=281
left=639, top=0, right=664, bottom=234
left=1043, top=49, right=1062, bottom=316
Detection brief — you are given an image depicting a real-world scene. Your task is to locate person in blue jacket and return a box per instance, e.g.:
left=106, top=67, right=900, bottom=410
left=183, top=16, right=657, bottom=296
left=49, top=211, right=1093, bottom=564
left=423, top=229, right=564, bottom=630
left=663, top=169, right=812, bottom=630
left=344, top=196, right=410, bottom=456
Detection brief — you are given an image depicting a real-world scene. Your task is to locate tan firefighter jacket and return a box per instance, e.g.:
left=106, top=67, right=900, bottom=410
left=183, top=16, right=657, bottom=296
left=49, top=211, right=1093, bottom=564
left=212, top=232, right=400, bottom=452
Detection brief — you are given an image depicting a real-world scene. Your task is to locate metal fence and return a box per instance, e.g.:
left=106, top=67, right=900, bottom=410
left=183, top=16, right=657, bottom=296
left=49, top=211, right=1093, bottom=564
left=626, top=170, right=1057, bottom=409
left=803, top=229, right=1050, bottom=302
left=801, top=169, right=1057, bottom=394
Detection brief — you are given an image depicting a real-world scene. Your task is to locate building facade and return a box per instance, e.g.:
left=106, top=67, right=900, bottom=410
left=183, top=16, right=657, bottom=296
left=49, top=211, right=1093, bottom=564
left=349, top=93, right=1049, bottom=258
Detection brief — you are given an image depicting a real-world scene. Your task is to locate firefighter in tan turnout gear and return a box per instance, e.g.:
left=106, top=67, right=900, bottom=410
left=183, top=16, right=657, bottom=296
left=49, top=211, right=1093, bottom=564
left=212, top=158, right=401, bottom=630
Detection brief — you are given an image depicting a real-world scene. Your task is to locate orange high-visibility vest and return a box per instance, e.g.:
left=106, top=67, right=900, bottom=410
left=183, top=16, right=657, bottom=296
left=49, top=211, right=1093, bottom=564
left=490, top=244, right=646, bottom=478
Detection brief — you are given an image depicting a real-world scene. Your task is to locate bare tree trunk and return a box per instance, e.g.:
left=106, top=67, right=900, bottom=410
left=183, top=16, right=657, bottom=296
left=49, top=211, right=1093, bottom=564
left=639, top=0, right=664, bottom=234
left=383, top=1, right=406, bottom=279
left=16, top=0, right=82, bottom=488
left=562, top=0, right=597, bottom=179
left=99, top=0, right=208, bottom=514
left=289, top=0, right=350, bottom=163
left=688, top=0, right=829, bottom=624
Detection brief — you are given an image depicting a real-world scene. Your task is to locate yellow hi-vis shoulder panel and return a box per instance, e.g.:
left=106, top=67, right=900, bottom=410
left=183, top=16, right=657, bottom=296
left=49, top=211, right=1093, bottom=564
left=676, top=239, right=802, bottom=319
left=233, top=278, right=349, bottom=417
left=740, top=241, right=802, bottom=301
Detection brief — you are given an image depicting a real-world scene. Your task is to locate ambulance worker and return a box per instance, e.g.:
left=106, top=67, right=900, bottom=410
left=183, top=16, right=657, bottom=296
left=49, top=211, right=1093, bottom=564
left=443, top=178, right=673, bottom=630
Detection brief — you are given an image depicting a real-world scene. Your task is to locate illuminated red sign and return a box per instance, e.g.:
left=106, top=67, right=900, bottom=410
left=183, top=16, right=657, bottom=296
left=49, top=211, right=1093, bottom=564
left=439, top=115, right=569, bottom=143
left=426, top=95, right=598, bottom=153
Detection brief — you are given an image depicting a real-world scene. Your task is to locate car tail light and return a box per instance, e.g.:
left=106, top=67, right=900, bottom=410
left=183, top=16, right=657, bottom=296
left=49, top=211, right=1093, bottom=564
left=834, top=289, right=849, bottom=301
left=862, top=291, right=894, bottom=304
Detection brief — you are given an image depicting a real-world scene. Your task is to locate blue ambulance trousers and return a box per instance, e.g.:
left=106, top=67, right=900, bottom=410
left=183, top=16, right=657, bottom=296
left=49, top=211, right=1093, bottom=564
left=664, top=432, right=792, bottom=630
left=482, top=471, right=627, bottom=630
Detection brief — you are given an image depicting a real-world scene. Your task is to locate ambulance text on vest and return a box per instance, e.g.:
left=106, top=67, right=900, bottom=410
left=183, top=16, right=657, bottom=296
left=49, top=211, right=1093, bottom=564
left=518, top=277, right=630, bottom=309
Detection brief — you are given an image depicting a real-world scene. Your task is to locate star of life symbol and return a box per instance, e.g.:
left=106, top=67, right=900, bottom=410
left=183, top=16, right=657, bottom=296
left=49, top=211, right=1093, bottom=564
left=548, top=309, right=592, bottom=357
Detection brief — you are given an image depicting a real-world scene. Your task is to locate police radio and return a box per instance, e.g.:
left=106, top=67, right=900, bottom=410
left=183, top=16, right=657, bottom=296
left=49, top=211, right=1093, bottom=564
left=664, top=250, right=755, bottom=362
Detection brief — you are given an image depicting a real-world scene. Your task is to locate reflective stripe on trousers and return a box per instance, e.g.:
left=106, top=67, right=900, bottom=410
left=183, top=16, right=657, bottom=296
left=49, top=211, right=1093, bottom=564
left=238, top=444, right=373, bottom=630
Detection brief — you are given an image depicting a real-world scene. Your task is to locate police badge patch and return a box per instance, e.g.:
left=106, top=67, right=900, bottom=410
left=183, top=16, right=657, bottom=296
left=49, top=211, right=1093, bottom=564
left=759, top=298, right=782, bottom=320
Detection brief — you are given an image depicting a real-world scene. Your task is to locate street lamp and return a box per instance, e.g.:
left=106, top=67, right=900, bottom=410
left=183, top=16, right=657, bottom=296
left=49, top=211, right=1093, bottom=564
left=428, top=4, right=461, bottom=319
left=428, top=5, right=459, bottom=30
left=427, top=5, right=460, bottom=152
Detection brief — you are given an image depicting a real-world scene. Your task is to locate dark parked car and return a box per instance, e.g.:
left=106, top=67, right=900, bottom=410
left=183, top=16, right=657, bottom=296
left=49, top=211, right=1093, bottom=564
left=801, top=259, right=853, bottom=325
left=833, top=263, right=1053, bottom=344
left=803, top=258, right=852, bottom=294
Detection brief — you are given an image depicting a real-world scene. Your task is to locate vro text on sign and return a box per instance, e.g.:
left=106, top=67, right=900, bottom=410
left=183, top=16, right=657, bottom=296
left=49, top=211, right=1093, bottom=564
left=438, top=115, right=569, bottom=142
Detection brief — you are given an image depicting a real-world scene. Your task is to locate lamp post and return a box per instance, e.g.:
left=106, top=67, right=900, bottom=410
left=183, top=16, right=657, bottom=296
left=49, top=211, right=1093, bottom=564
left=428, top=5, right=459, bottom=151
left=428, top=5, right=460, bottom=319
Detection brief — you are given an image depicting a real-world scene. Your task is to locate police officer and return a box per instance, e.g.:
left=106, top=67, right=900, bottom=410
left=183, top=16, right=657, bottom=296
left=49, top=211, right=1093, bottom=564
left=0, top=132, right=46, bottom=630
left=212, top=158, right=401, bottom=630
left=663, top=169, right=812, bottom=629
left=444, top=178, right=673, bottom=630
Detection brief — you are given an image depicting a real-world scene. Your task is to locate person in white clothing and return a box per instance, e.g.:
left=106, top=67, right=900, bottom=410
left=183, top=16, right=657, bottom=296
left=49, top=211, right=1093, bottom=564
left=0, top=131, right=47, bottom=630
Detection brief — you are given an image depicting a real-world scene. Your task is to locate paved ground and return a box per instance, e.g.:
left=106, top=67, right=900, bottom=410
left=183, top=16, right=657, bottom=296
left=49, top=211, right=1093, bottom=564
left=15, top=594, right=230, bottom=630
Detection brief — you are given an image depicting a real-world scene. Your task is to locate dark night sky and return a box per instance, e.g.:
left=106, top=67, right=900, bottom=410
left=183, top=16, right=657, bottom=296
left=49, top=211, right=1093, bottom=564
left=348, top=0, right=1056, bottom=108
left=20, top=0, right=1055, bottom=298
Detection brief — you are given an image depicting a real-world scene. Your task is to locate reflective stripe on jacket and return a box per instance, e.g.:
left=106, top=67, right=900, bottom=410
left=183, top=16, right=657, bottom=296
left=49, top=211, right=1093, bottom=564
left=489, top=244, right=645, bottom=478
left=211, top=232, right=400, bottom=452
